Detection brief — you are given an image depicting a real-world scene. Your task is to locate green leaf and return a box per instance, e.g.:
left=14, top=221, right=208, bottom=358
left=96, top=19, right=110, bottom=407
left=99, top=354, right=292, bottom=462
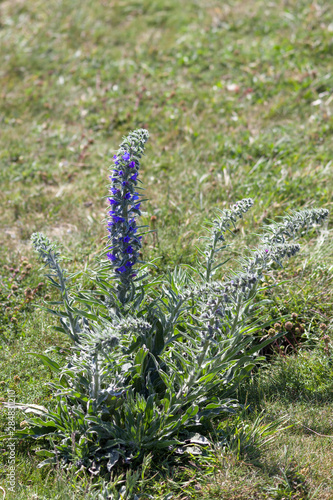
left=37, top=457, right=57, bottom=468
left=35, top=449, right=55, bottom=457
left=154, top=320, right=165, bottom=355
left=28, top=353, right=60, bottom=373
left=72, top=308, right=99, bottom=321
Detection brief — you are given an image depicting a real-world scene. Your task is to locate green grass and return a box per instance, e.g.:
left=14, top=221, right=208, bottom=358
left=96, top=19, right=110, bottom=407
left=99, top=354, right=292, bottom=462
left=0, top=0, right=332, bottom=497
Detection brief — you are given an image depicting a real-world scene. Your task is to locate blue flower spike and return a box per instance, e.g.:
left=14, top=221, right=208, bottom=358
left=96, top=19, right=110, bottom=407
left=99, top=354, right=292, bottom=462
left=106, top=129, right=149, bottom=302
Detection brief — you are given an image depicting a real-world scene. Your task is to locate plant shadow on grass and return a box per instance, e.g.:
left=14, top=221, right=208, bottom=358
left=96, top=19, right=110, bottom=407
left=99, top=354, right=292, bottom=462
left=237, top=348, right=333, bottom=409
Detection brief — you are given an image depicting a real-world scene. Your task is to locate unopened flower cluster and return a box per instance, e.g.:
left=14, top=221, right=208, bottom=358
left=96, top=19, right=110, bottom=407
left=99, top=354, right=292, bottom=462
left=31, top=232, right=61, bottom=268
left=210, top=198, right=254, bottom=242
left=263, top=208, right=329, bottom=244
left=202, top=197, right=254, bottom=281
left=194, top=242, right=301, bottom=341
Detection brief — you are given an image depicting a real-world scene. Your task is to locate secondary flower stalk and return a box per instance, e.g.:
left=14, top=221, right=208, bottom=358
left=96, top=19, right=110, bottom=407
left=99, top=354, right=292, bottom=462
left=202, top=198, right=254, bottom=281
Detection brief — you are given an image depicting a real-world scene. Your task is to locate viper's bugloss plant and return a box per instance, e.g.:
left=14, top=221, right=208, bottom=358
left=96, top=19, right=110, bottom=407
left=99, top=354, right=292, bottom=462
left=3, top=130, right=329, bottom=483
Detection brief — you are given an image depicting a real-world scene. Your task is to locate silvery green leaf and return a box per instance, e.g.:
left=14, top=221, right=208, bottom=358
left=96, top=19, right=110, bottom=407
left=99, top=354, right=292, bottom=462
left=37, top=457, right=56, bottom=468
left=185, top=433, right=211, bottom=446
left=106, top=450, right=120, bottom=471
left=184, top=445, right=202, bottom=455
left=88, top=461, right=100, bottom=476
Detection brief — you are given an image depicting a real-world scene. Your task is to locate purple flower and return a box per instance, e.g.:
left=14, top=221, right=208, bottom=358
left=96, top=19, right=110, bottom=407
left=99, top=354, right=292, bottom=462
left=265, top=249, right=269, bottom=253
left=130, top=173, right=138, bottom=181
left=122, top=181, right=128, bottom=186
left=118, top=170, right=124, bottom=176
left=108, top=198, right=119, bottom=205
left=124, top=192, right=131, bottom=200
left=116, top=266, right=126, bottom=274
left=112, top=216, right=125, bottom=223
left=126, top=261, right=134, bottom=267
left=122, top=152, right=130, bottom=161
left=114, top=160, right=119, bottom=165
left=129, top=161, right=135, bottom=168
left=107, top=253, right=117, bottom=262
left=126, top=246, right=133, bottom=254
left=113, top=155, right=118, bottom=160
left=110, top=187, right=119, bottom=195
left=123, top=236, right=130, bottom=243
left=132, top=194, right=139, bottom=201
